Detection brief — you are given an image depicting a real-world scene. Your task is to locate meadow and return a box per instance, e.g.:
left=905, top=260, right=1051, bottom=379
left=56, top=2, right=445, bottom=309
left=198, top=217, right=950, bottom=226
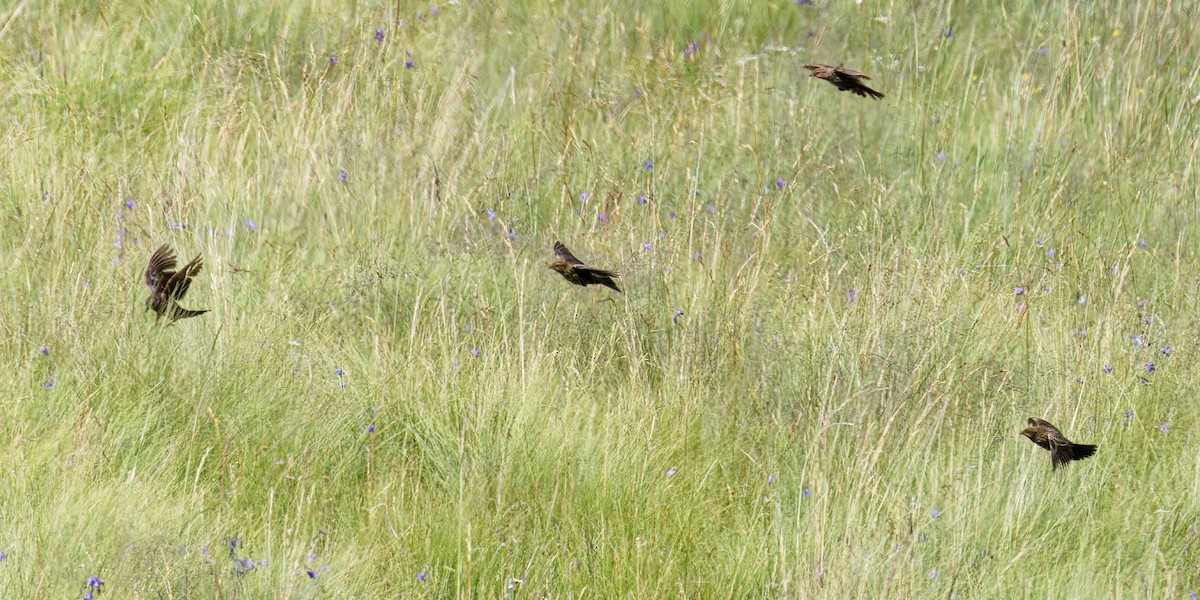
left=2, top=0, right=1199, bottom=597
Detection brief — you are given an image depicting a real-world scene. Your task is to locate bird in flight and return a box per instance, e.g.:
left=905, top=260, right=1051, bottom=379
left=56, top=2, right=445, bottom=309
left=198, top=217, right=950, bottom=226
left=145, top=244, right=209, bottom=322
left=803, top=64, right=885, bottom=100
left=548, top=241, right=622, bottom=293
left=1020, top=417, right=1097, bottom=470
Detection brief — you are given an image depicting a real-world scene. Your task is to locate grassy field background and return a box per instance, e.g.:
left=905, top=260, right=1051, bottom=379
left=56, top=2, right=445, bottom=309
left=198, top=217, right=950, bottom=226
left=2, top=0, right=1199, bottom=597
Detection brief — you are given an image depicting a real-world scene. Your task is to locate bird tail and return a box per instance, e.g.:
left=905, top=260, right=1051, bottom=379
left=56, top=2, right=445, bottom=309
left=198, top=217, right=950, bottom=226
left=1065, top=443, right=1097, bottom=461
left=171, top=307, right=209, bottom=321
left=861, top=85, right=885, bottom=100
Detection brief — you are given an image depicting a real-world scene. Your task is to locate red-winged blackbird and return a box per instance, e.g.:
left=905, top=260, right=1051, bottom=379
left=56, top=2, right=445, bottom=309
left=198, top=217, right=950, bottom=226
left=803, top=64, right=885, bottom=100
left=1021, top=417, right=1097, bottom=470
left=145, top=244, right=208, bottom=322
left=547, top=241, right=621, bottom=293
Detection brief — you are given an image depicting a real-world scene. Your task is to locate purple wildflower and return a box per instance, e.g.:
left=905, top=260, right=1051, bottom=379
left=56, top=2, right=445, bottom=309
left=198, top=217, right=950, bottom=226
left=1038, top=48, right=1047, bottom=56
left=1159, top=423, right=1170, bottom=434
left=644, top=159, right=653, bottom=171
left=418, top=571, right=427, bottom=583
left=936, top=152, right=946, bottom=162
left=669, top=211, right=677, bottom=219
left=1103, top=365, right=1112, bottom=374
left=693, top=251, right=702, bottom=260
left=597, top=214, right=607, bottom=223
left=1125, top=409, right=1135, bottom=421
left=1139, top=377, right=1150, bottom=386
left=642, top=242, right=652, bottom=251
left=706, top=203, right=716, bottom=213
left=243, top=219, right=259, bottom=231
left=40, top=345, right=48, bottom=356
left=1146, top=363, right=1155, bottom=373
left=507, top=230, right=517, bottom=240
left=43, top=379, right=54, bottom=390
left=1161, top=347, right=1172, bottom=356
left=673, top=308, right=684, bottom=323
left=1078, top=295, right=1087, bottom=305
left=338, top=170, right=348, bottom=182
left=1137, top=240, right=1149, bottom=249
left=931, top=509, right=941, bottom=518
left=487, top=210, right=496, bottom=220
left=666, top=468, right=677, bottom=477
left=802, top=488, right=811, bottom=497
left=375, top=29, right=385, bottom=42
left=405, top=58, right=414, bottom=69
left=638, top=195, right=648, bottom=205
left=470, top=348, right=481, bottom=357
left=1046, top=248, right=1056, bottom=259
left=125, top=199, right=136, bottom=210
left=944, top=26, right=953, bottom=38
left=633, top=87, right=642, bottom=99
left=849, top=288, right=858, bottom=303
left=1015, top=286, right=1025, bottom=296
left=797, top=0, right=813, bottom=5
left=329, top=53, right=337, bottom=66
left=929, top=569, right=939, bottom=580
left=431, top=6, right=440, bottom=16
left=307, top=570, right=318, bottom=579
left=776, top=178, right=786, bottom=190
left=88, top=576, right=104, bottom=588
left=579, top=192, right=589, bottom=204
left=767, top=475, right=775, bottom=484
left=658, top=232, right=666, bottom=239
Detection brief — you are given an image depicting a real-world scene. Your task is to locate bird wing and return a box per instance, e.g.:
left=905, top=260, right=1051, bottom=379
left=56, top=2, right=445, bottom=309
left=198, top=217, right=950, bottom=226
left=146, top=245, right=178, bottom=289
left=553, top=241, right=586, bottom=266
left=1027, top=417, right=1056, bottom=430
left=802, top=63, right=829, bottom=72
left=578, top=266, right=618, bottom=279
left=835, top=65, right=871, bottom=79
left=163, top=255, right=204, bottom=301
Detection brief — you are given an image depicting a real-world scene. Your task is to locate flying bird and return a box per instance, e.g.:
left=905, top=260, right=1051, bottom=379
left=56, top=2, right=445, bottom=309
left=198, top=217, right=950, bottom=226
left=145, top=244, right=208, bottom=322
left=548, top=241, right=622, bottom=293
left=1021, top=417, right=1097, bottom=470
left=803, top=63, right=885, bottom=100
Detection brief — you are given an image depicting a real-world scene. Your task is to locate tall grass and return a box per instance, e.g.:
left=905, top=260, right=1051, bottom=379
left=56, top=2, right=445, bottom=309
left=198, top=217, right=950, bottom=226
left=1, top=0, right=1198, bottom=597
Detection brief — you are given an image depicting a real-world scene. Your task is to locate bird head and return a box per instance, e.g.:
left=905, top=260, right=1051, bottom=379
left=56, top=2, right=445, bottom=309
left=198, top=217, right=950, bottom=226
left=547, top=261, right=567, bottom=274
left=1019, top=427, right=1035, bottom=440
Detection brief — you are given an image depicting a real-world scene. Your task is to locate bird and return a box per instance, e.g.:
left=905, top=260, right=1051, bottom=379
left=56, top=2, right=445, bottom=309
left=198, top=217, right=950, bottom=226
left=547, top=241, right=622, bottom=293
left=1020, top=417, right=1097, bottom=470
left=144, top=244, right=209, bottom=322
left=803, top=63, right=885, bottom=100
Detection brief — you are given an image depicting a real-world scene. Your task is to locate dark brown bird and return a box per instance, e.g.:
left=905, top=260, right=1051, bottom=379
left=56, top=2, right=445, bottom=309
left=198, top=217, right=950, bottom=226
left=1021, top=417, right=1097, bottom=470
left=547, top=241, right=621, bottom=293
left=145, top=244, right=208, bottom=322
left=803, top=63, right=885, bottom=100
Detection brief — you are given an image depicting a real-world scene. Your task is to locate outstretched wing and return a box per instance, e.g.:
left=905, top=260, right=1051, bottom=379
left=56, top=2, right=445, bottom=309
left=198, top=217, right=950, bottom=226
left=146, top=245, right=178, bottom=289
left=554, top=241, right=586, bottom=266
left=163, top=255, right=204, bottom=301
left=802, top=63, right=830, bottom=72
left=835, top=65, right=871, bottom=79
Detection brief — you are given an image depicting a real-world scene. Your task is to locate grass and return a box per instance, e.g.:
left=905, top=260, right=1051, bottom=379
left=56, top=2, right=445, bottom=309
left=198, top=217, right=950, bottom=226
left=2, top=0, right=1199, bottom=597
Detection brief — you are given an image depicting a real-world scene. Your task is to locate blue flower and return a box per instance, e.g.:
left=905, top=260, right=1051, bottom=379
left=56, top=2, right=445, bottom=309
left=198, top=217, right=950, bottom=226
left=638, top=196, right=648, bottom=205
left=644, top=159, right=653, bottom=171
left=929, top=569, right=938, bottom=580
left=767, top=475, right=775, bottom=484
left=1146, top=363, right=1155, bottom=373
left=88, top=576, right=104, bottom=588
left=936, top=152, right=946, bottom=162
left=642, top=242, right=652, bottom=251
left=693, top=251, right=701, bottom=260
left=244, top=219, right=259, bottom=231
left=335, top=367, right=343, bottom=378
left=673, top=308, right=684, bottom=323
left=666, top=468, right=677, bottom=477
left=1014, top=287, right=1025, bottom=296
left=368, top=424, right=376, bottom=434
left=597, top=214, right=607, bottom=223
left=1038, top=48, right=1047, bottom=56
left=470, top=348, right=481, bottom=357
left=329, top=53, right=337, bottom=66
left=1159, top=422, right=1170, bottom=434
left=307, top=569, right=318, bottom=579
left=796, top=0, right=813, bottom=5
left=43, top=379, right=55, bottom=390
left=776, top=179, right=786, bottom=190
left=931, top=509, right=941, bottom=518
left=706, top=203, right=716, bottom=213
left=849, top=288, right=858, bottom=303
left=1078, top=295, right=1087, bottom=305
left=1161, top=347, right=1172, bottom=356
left=39, top=345, right=48, bottom=356
left=418, top=571, right=427, bottom=583
left=375, top=29, right=385, bottom=42
left=802, top=488, right=811, bottom=497
left=1046, top=248, right=1055, bottom=259
left=338, top=170, right=348, bottom=182
left=125, top=199, right=136, bottom=210
left=486, top=210, right=496, bottom=220
left=1124, top=409, right=1135, bottom=421
left=1103, top=365, right=1112, bottom=374
left=579, top=192, right=589, bottom=204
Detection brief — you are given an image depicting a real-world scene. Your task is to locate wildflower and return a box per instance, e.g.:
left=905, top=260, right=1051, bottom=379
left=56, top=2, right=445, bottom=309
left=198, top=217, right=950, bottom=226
left=931, top=509, right=941, bottom=518
left=244, top=219, right=259, bottom=231
left=776, top=178, right=786, bottom=190
left=1038, top=48, right=1047, bottom=56
left=470, top=348, right=481, bottom=357
left=1161, top=347, right=1172, bottom=356
left=644, top=159, right=653, bottom=171
left=849, top=288, right=858, bottom=303
left=944, top=26, right=953, bottom=38
left=930, top=569, right=939, bottom=580
left=666, top=468, right=677, bottom=477
left=1124, top=409, right=1135, bottom=421
left=1015, top=287, right=1025, bottom=296
left=597, top=214, right=607, bottom=223
left=706, top=203, right=716, bottom=213
left=669, top=211, right=677, bottom=219
left=1139, top=377, right=1149, bottom=385
left=335, top=367, right=343, bottom=378
left=507, top=230, right=517, bottom=240
left=307, top=569, right=318, bottom=579
left=579, top=192, right=589, bottom=204
left=405, top=59, right=414, bottom=69
left=487, top=210, right=496, bottom=220
left=338, top=170, right=348, bottom=182
left=418, top=571, right=427, bottom=583
left=1078, top=295, right=1087, bottom=305
left=1103, top=365, right=1112, bottom=374
left=693, top=251, right=701, bottom=260
left=43, top=379, right=55, bottom=390
left=171, top=221, right=186, bottom=231
left=368, top=424, right=376, bottom=434
left=1146, top=363, right=1155, bottom=374
left=768, top=475, right=775, bottom=484
left=375, top=29, right=385, bottom=42
left=642, top=242, right=652, bottom=251
left=673, top=308, right=684, bottom=323
left=431, top=6, right=440, bottom=16
left=658, top=232, right=666, bottom=239
left=88, top=576, right=104, bottom=588
left=797, top=0, right=813, bottom=4
left=803, top=488, right=811, bottom=497
left=1159, top=423, right=1170, bottom=434
left=1046, top=248, right=1056, bottom=259
left=936, top=152, right=946, bottom=162
left=40, top=345, right=48, bottom=356
left=329, top=53, right=337, bottom=66
left=638, top=195, right=648, bottom=205
left=125, top=199, right=136, bottom=210
left=1137, top=240, right=1149, bottom=249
